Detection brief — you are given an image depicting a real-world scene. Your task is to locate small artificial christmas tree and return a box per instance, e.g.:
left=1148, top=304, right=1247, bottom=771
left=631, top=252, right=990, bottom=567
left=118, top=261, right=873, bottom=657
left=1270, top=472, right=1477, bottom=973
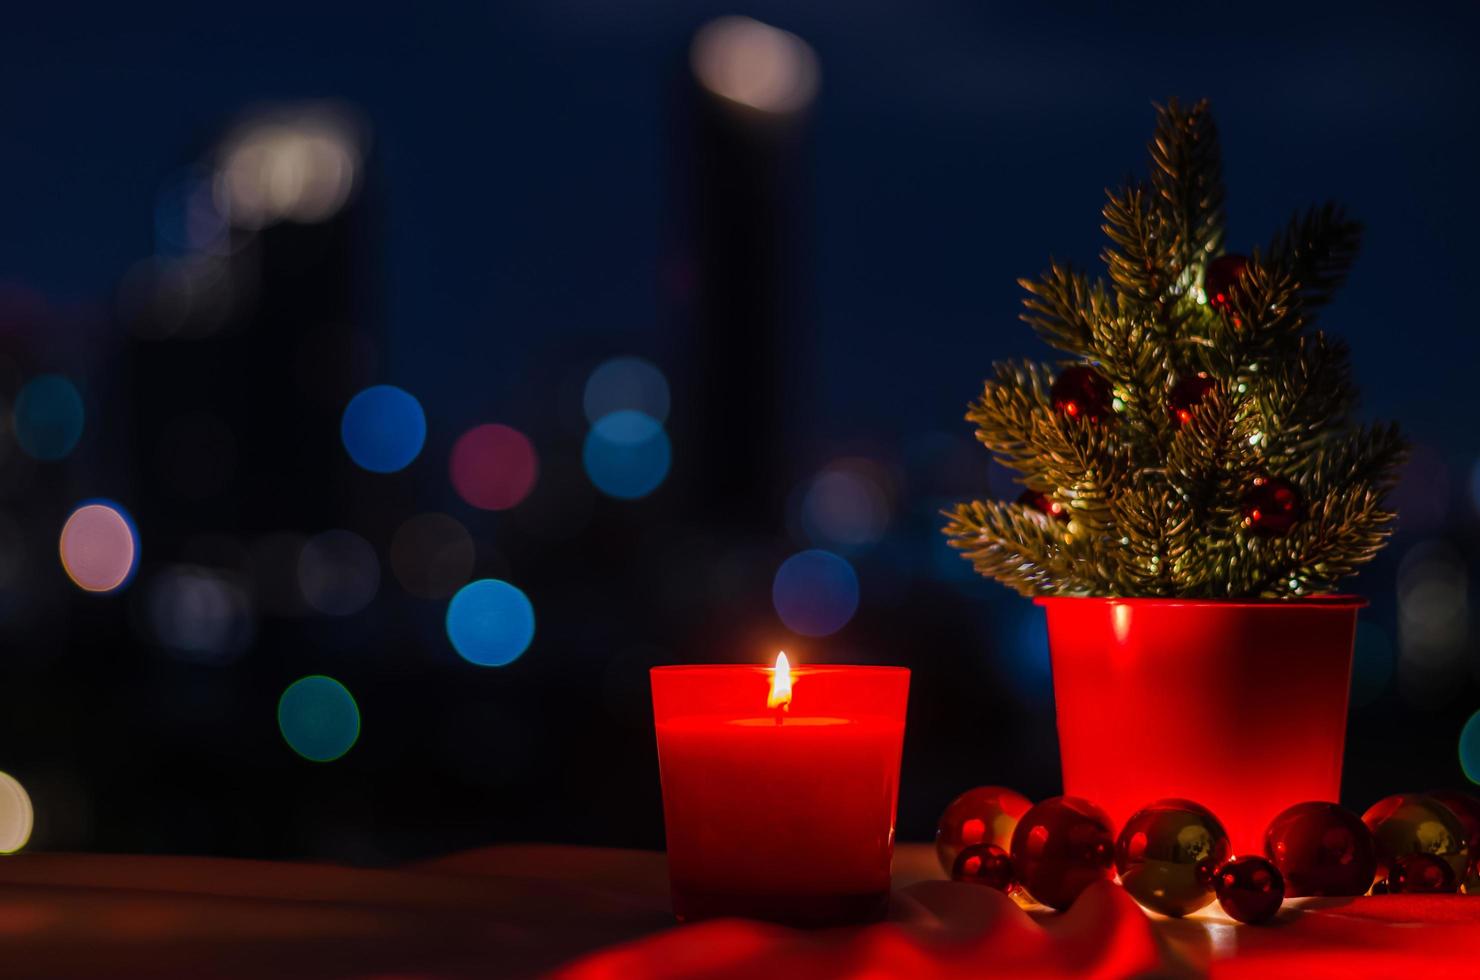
left=945, top=100, right=1406, bottom=598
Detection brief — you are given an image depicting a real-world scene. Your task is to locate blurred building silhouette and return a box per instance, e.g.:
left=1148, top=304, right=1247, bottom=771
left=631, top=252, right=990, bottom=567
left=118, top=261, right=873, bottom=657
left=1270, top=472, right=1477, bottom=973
left=675, top=44, right=812, bottom=533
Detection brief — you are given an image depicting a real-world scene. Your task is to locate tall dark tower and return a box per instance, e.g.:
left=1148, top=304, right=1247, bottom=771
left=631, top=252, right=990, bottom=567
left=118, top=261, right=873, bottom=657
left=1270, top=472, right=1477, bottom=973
left=124, top=104, right=384, bottom=565
left=675, top=17, right=819, bottom=532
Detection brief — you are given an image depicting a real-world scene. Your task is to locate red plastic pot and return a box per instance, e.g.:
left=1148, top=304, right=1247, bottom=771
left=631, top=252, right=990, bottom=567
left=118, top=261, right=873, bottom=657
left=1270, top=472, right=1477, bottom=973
left=1036, top=596, right=1363, bottom=853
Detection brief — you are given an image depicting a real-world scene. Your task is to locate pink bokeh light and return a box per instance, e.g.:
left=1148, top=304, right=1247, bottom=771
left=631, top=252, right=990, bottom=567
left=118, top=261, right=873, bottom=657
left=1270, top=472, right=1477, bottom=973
left=59, top=502, right=138, bottom=593
left=449, top=424, right=539, bottom=511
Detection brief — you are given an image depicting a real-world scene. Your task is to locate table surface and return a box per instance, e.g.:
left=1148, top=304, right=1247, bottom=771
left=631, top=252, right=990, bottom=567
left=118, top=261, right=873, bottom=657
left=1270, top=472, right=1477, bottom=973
left=1, top=844, right=1476, bottom=978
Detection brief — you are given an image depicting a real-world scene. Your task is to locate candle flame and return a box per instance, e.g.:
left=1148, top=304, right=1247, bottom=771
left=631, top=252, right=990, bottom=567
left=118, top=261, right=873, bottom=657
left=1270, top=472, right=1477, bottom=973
left=768, top=651, right=792, bottom=711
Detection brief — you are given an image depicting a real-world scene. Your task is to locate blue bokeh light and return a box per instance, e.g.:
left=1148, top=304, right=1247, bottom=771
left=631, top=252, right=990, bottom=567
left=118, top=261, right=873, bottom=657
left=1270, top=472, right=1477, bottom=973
left=446, top=579, right=536, bottom=667
left=13, top=374, right=84, bottom=461
left=278, top=675, right=361, bottom=762
left=772, top=549, right=860, bottom=637
left=340, top=385, right=427, bottom=473
left=583, top=356, right=671, bottom=424
left=1462, top=711, right=1480, bottom=785
left=583, top=410, right=671, bottom=500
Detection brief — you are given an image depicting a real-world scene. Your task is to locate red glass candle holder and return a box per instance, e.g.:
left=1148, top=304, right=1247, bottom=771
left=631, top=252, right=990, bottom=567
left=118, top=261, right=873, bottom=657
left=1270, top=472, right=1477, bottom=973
left=651, top=663, right=909, bottom=926
left=1037, top=596, right=1362, bottom=854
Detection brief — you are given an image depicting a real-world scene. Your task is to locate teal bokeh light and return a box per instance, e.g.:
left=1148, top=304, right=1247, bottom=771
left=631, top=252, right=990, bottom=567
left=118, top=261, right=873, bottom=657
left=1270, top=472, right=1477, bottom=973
left=14, top=374, right=84, bottom=461
left=278, top=675, right=361, bottom=762
left=1461, top=710, right=1480, bottom=785
left=582, top=410, right=671, bottom=500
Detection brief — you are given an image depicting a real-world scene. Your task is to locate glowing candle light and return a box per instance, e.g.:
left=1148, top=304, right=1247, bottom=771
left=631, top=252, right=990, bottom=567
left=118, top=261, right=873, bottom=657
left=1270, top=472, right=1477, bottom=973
left=767, top=651, right=791, bottom=710
left=651, top=655, right=909, bottom=926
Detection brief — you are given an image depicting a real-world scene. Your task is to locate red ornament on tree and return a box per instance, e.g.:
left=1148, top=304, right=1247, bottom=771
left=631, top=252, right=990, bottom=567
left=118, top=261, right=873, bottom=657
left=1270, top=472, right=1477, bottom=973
left=1016, top=489, right=1069, bottom=523
left=1385, top=853, right=1458, bottom=894
left=1241, top=477, right=1303, bottom=536
left=935, top=786, right=1033, bottom=874
left=1213, top=855, right=1284, bottom=924
left=1168, top=374, right=1217, bottom=426
left=1050, top=366, right=1113, bottom=423
left=1265, top=801, right=1377, bottom=897
left=952, top=843, right=1017, bottom=892
left=1009, top=796, right=1116, bottom=911
left=1204, top=254, right=1248, bottom=312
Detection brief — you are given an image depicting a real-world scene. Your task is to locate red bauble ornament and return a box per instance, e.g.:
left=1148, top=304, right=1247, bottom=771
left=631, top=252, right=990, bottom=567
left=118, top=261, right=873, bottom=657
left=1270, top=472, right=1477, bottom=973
left=1204, top=254, right=1248, bottom=312
left=1360, top=793, right=1470, bottom=884
left=1016, top=489, right=1069, bottom=523
left=1386, top=853, right=1459, bottom=894
left=1114, top=798, right=1231, bottom=917
left=1168, top=374, right=1217, bottom=426
left=1050, top=366, right=1112, bottom=423
left=935, top=786, right=1033, bottom=874
left=952, top=843, right=1017, bottom=892
left=1241, top=477, right=1302, bottom=536
left=1264, top=801, right=1378, bottom=897
left=1009, top=795, right=1116, bottom=911
left=1213, top=856, right=1285, bottom=924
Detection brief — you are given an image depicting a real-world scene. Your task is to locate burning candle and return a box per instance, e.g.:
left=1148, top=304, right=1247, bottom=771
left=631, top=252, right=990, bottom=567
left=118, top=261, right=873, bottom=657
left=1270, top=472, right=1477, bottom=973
left=651, top=654, right=909, bottom=926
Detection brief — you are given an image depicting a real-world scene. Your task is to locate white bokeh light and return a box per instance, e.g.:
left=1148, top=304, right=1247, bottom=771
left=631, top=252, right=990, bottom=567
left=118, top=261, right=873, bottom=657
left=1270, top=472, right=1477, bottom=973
left=148, top=565, right=256, bottom=664
left=0, top=771, right=34, bottom=854
left=1396, top=540, right=1470, bottom=708
left=801, top=459, right=891, bottom=550
left=691, top=17, right=820, bottom=114
left=216, top=105, right=362, bottom=229
left=583, top=356, right=670, bottom=425
left=298, top=529, right=379, bottom=617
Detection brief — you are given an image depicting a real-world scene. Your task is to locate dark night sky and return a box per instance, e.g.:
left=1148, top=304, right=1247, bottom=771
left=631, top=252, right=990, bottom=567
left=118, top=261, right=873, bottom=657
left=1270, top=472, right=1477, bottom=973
left=3, top=2, right=1476, bottom=456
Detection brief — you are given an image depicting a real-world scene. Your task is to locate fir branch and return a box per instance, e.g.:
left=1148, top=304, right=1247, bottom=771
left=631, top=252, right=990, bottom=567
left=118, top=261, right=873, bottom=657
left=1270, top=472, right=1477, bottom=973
left=1256, top=332, right=1356, bottom=465
left=1266, top=203, right=1363, bottom=313
left=1220, top=259, right=1303, bottom=363
left=943, top=500, right=1097, bottom=597
left=1148, top=98, right=1225, bottom=284
left=1162, top=386, right=1256, bottom=593
left=1292, top=422, right=1408, bottom=497
left=1029, top=409, right=1131, bottom=535
left=1101, top=185, right=1178, bottom=317
left=1249, top=484, right=1396, bottom=596
left=1165, top=386, right=1256, bottom=512
left=1019, top=263, right=1108, bottom=359
left=964, top=361, right=1057, bottom=478
left=1091, top=305, right=1167, bottom=406
left=1110, top=479, right=1190, bottom=596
